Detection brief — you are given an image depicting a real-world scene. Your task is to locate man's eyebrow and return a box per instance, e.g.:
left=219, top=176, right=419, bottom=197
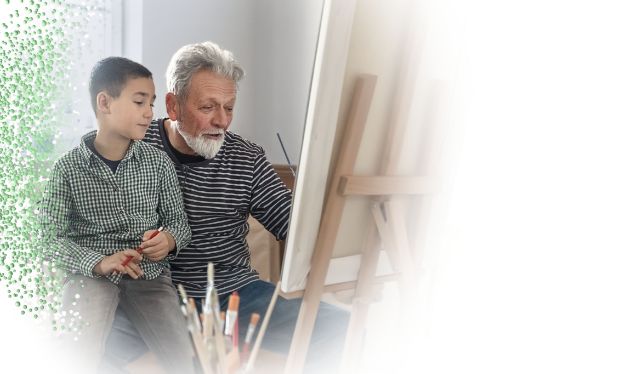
left=199, top=98, right=236, bottom=105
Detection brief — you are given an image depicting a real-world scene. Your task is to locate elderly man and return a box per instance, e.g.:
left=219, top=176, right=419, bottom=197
left=103, top=41, right=347, bottom=372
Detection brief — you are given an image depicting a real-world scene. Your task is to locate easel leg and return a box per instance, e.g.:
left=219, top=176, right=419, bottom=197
left=284, top=74, right=378, bottom=374
left=339, top=218, right=382, bottom=373
left=384, top=200, right=417, bottom=285
left=371, top=202, right=410, bottom=298
left=371, top=201, right=418, bottom=308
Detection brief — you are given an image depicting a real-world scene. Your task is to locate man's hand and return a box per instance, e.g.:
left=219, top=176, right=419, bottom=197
left=94, top=250, right=144, bottom=279
left=139, top=230, right=176, bottom=262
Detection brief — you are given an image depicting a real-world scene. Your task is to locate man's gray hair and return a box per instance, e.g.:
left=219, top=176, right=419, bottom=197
left=166, top=41, right=245, bottom=100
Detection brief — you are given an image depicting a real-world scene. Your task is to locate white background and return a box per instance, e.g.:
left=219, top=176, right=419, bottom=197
left=3, top=0, right=640, bottom=372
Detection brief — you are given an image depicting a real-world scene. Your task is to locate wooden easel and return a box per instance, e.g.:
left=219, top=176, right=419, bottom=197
left=284, top=74, right=430, bottom=374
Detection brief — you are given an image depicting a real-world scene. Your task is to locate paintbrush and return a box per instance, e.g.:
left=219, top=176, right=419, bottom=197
left=245, top=281, right=280, bottom=372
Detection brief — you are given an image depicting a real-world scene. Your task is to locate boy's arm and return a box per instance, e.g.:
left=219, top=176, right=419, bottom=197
left=155, top=155, right=191, bottom=260
left=40, top=161, right=106, bottom=277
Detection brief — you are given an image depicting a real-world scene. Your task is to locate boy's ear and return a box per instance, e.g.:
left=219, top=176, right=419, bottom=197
left=96, top=91, right=112, bottom=114
left=166, top=92, right=180, bottom=121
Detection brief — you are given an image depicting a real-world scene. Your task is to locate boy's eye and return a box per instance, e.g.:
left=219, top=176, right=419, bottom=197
left=150, top=103, right=155, bottom=108
left=225, top=107, right=233, bottom=112
left=134, top=101, right=143, bottom=105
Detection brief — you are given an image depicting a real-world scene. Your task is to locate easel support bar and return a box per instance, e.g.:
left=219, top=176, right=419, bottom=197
left=279, top=273, right=400, bottom=300
left=339, top=175, right=431, bottom=196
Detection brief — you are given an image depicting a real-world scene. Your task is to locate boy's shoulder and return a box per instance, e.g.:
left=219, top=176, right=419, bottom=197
left=135, top=138, right=164, bottom=156
left=134, top=139, right=173, bottom=165
left=51, top=144, right=87, bottom=172
left=52, top=139, right=173, bottom=174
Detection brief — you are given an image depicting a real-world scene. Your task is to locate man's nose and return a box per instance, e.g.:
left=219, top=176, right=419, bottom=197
left=212, top=108, right=229, bottom=128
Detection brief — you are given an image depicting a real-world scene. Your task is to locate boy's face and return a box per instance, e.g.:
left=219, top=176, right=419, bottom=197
left=101, top=77, right=156, bottom=140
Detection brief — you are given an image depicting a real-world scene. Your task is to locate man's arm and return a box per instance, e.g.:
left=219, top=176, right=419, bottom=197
left=249, top=150, right=293, bottom=240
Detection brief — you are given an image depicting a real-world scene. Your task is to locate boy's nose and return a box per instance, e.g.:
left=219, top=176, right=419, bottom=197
left=144, top=106, right=153, bottom=119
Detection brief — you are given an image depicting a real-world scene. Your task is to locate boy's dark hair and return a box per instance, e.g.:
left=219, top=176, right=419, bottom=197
left=89, top=56, right=153, bottom=114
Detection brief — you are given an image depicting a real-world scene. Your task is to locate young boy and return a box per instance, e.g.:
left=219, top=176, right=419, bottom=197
left=41, top=57, right=194, bottom=373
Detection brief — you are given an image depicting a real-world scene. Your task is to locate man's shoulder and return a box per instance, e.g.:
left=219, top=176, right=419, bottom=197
left=224, top=131, right=265, bottom=156
left=140, top=118, right=170, bottom=156
left=149, top=118, right=164, bottom=133
left=143, top=119, right=165, bottom=145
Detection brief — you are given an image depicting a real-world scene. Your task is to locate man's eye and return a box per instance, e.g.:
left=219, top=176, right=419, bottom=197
left=225, top=107, right=233, bottom=112
left=134, top=101, right=143, bottom=105
left=150, top=103, right=155, bottom=108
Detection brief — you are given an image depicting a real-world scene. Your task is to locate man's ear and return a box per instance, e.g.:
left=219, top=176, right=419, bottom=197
left=96, top=91, right=111, bottom=114
left=166, top=92, right=180, bottom=121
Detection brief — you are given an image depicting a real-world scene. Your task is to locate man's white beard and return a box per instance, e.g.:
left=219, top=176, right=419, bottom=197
left=175, top=122, right=225, bottom=159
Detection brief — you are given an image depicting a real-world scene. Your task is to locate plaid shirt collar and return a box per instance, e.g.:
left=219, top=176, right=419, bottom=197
left=78, top=130, right=141, bottom=167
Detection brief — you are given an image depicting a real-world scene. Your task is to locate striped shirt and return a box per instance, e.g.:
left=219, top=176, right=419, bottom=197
left=41, top=131, right=191, bottom=284
left=143, top=119, right=292, bottom=298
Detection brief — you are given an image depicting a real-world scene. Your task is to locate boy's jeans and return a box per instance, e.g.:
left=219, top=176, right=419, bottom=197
left=104, top=279, right=349, bottom=372
left=59, top=269, right=195, bottom=374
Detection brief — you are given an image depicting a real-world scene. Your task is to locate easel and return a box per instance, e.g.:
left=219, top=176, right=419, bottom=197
left=284, top=74, right=430, bottom=374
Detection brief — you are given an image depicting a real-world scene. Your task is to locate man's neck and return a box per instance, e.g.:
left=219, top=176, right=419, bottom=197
left=163, top=119, right=198, bottom=156
left=94, top=130, right=131, bottom=161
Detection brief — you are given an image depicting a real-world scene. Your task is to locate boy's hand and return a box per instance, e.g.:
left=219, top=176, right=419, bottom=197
left=139, top=230, right=176, bottom=262
left=94, top=250, right=144, bottom=279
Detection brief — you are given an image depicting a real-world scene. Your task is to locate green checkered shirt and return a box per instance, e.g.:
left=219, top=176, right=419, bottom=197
left=41, top=131, right=191, bottom=284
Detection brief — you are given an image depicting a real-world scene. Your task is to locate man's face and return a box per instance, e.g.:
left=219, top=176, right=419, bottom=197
left=170, top=70, right=236, bottom=158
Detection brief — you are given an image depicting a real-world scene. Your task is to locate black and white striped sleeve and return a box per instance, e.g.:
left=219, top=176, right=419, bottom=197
left=249, top=150, right=292, bottom=241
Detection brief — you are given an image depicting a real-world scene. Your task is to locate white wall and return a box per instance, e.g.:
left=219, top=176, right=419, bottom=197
left=122, top=0, right=323, bottom=165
